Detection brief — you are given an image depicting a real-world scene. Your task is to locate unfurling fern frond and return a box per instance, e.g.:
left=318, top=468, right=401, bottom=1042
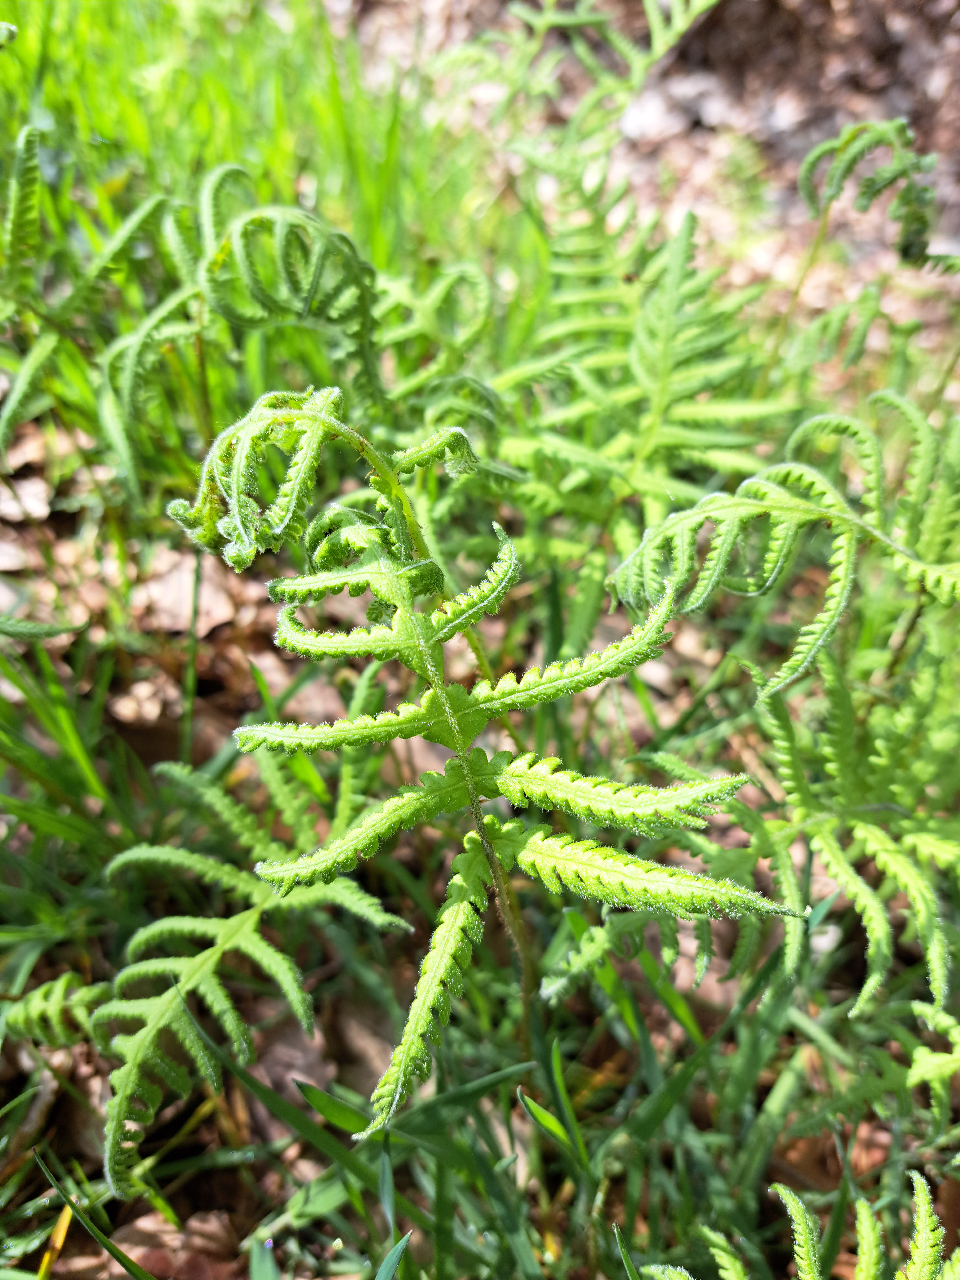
left=168, top=383, right=788, bottom=1143
left=798, top=119, right=937, bottom=264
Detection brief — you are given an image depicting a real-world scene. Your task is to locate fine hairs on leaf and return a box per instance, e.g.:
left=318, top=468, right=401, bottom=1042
left=168, top=383, right=789, bottom=1139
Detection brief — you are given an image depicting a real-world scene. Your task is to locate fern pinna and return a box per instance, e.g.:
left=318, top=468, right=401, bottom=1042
left=165, top=383, right=789, bottom=1142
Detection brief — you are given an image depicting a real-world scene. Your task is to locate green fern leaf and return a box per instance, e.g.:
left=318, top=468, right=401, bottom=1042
left=904, top=1172, right=945, bottom=1280
left=430, top=522, right=520, bottom=641
left=852, top=1198, right=883, bottom=1280
left=495, top=821, right=789, bottom=918
left=4, top=972, right=111, bottom=1047
left=812, top=826, right=891, bottom=1015
left=495, top=753, right=747, bottom=835
left=363, top=837, right=489, bottom=1134
left=92, top=905, right=286, bottom=1197
left=773, top=1185, right=823, bottom=1280
left=857, top=823, right=948, bottom=1010
left=2, top=125, right=40, bottom=291
left=698, top=1226, right=749, bottom=1280
left=155, top=762, right=289, bottom=863
left=256, top=752, right=506, bottom=892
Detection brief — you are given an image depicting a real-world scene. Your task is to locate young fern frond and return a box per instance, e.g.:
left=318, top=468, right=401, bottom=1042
left=169, top=383, right=788, bottom=1139
left=798, top=118, right=936, bottom=264
left=903, top=1172, right=945, bottom=1280
left=496, top=211, right=782, bottom=535
left=540, top=911, right=650, bottom=1005
left=852, top=1199, right=883, bottom=1280
left=91, top=901, right=290, bottom=1198
left=620, top=1177, right=942, bottom=1280
left=156, top=761, right=290, bottom=864
left=614, top=398, right=960, bottom=700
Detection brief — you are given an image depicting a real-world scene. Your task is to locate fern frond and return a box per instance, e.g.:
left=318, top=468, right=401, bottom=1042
left=5, top=973, right=111, bottom=1047
left=818, top=651, right=860, bottom=807
left=0, top=329, right=59, bottom=453
left=254, top=746, right=317, bottom=857
left=168, top=387, right=345, bottom=569
left=108, top=843, right=267, bottom=901
left=786, top=413, right=885, bottom=526
left=234, top=697, right=435, bottom=755
left=495, top=822, right=789, bottom=918
left=2, top=125, right=40, bottom=290
left=698, top=1227, right=750, bottom=1280
left=856, top=823, right=947, bottom=1010
left=199, top=164, right=249, bottom=256
left=269, top=557, right=443, bottom=610
left=91, top=903, right=292, bottom=1197
left=56, top=194, right=167, bottom=317
left=768, top=826, right=806, bottom=984
left=468, top=586, right=675, bottom=721
left=852, top=1198, right=883, bottom=1280
left=541, top=910, right=650, bottom=1004
left=811, top=827, right=891, bottom=1015
left=282, top=878, right=412, bottom=933
left=363, top=838, right=489, bottom=1134
left=870, top=391, right=938, bottom=549
left=773, top=1186, right=822, bottom=1280
left=241, top=589, right=675, bottom=756
left=495, top=753, right=747, bottom=836
left=155, top=762, right=289, bottom=863
left=766, top=526, right=857, bottom=700
left=392, top=426, right=478, bottom=478
left=904, top=1172, right=945, bottom=1280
